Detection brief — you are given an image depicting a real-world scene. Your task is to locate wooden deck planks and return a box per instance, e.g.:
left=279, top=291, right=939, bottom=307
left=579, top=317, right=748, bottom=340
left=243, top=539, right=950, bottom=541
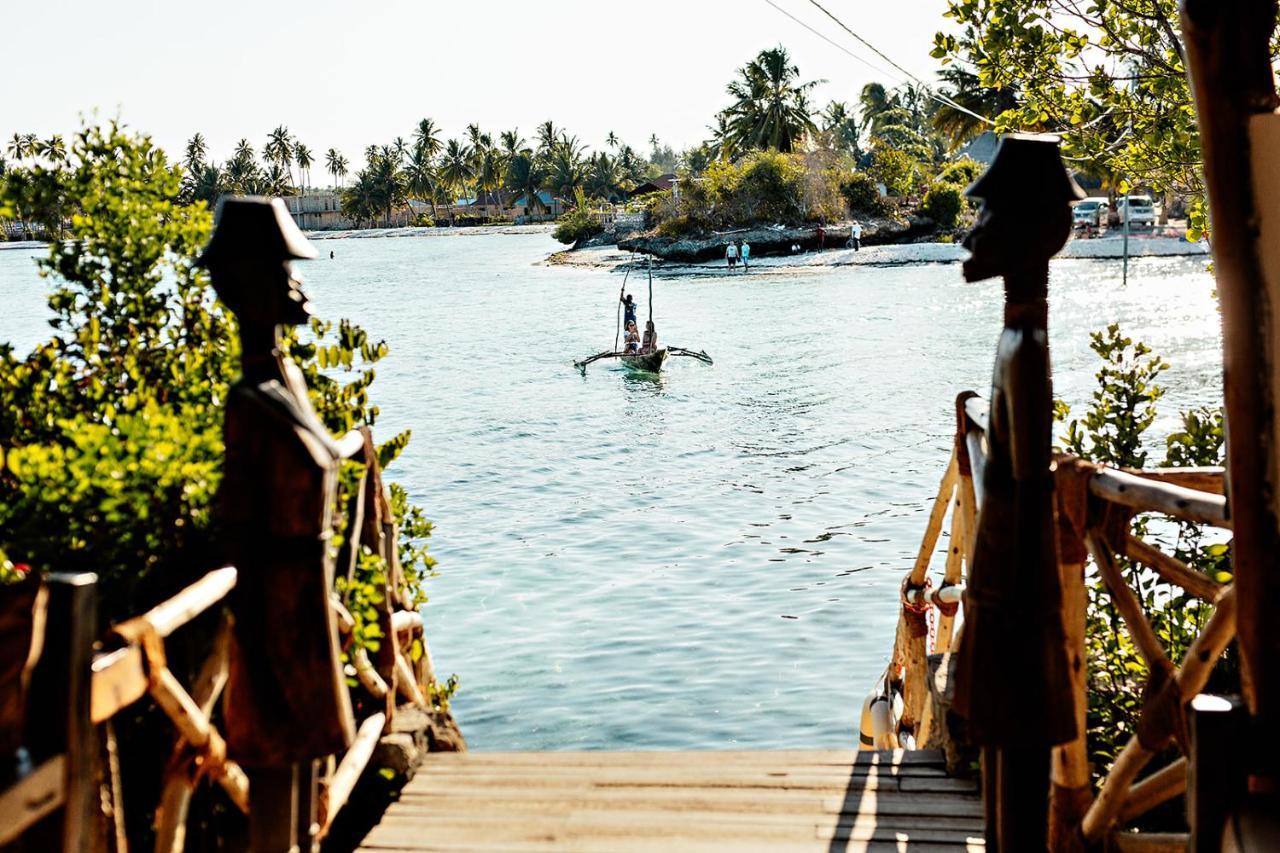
left=357, top=749, right=985, bottom=852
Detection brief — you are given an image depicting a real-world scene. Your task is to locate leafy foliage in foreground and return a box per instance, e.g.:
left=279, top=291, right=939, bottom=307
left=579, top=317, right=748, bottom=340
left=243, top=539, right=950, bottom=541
left=1057, top=325, right=1231, bottom=804
left=0, top=124, right=438, bottom=636
left=933, top=0, right=1220, bottom=238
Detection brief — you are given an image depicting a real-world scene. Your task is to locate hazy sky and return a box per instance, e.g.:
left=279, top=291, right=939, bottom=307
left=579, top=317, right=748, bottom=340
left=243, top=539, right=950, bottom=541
left=4, top=0, right=951, bottom=169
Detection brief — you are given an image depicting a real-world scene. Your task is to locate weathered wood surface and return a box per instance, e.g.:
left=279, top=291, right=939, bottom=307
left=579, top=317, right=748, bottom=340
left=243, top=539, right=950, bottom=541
left=357, top=749, right=984, bottom=851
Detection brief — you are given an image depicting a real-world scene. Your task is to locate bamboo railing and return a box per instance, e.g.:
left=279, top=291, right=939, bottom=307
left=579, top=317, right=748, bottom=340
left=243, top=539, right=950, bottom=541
left=871, top=392, right=1235, bottom=849
left=0, top=430, right=439, bottom=853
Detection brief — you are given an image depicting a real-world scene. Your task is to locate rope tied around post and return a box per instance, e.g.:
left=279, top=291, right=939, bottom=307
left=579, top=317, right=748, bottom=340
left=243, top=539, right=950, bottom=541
left=932, top=581, right=961, bottom=618
left=901, top=573, right=934, bottom=638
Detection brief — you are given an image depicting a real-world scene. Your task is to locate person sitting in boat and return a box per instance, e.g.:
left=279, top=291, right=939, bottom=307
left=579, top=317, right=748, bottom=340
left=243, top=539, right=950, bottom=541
left=624, top=321, right=641, bottom=354
left=621, top=293, right=637, bottom=329
left=641, top=320, right=658, bottom=354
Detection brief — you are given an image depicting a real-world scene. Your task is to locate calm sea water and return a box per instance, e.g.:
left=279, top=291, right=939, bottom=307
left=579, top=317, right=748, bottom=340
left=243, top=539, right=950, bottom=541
left=0, top=234, right=1221, bottom=750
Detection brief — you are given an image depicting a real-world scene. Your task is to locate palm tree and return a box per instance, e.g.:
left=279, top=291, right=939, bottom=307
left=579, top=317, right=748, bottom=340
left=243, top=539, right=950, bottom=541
left=265, top=125, right=294, bottom=185
left=858, top=82, right=894, bottom=134
left=404, top=145, right=439, bottom=220
left=821, top=100, right=863, bottom=157
left=932, top=67, right=1017, bottom=150
left=391, top=136, right=409, bottom=165
left=7, top=133, right=34, bottom=161
left=367, top=152, right=406, bottom=225
left=184, top=133, right=208, bottom=172
left=294, top=142, right=314, bottom=190
left=506, top=152, right=548, bottom=216
left=546, top=138, right=585, bottom=200
left=414, top=118, right=442, bottom=160
left=262, top=162, right=293, bottom=196
left=721, top=46, right=820, bottom=154
left=227, top=142, right=261, bottom=194
left=36, top=135, right=67, bottom=164
left=586, top=152, right=621, bottom=201
left=499, top=129, right=525, bottom=160
left=606, top=131, right=619, bottom=149
left=535, top=121, right=559, bottom=155
left=233, top=138, right=256, bottom=162
left=364, top=144, right=379, bottom=168
left=616, top=145, right=645, bottom=188
left=438, top=139, right=474, bottom=224
left=325, top=148, right=349, bottom=189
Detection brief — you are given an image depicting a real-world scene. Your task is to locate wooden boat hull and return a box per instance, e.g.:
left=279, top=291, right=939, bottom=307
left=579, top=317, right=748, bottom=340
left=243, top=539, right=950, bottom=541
left=620, top=348, right=668, bottom=373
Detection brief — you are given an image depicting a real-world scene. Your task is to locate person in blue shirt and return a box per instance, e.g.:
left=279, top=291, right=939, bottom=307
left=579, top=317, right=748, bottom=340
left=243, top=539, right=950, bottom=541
left=621, top=293, right=637, bottom=330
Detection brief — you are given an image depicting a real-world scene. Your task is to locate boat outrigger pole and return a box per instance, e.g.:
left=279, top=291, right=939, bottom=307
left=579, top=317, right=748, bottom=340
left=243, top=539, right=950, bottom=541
left=574, top=258, right=713, bottom=374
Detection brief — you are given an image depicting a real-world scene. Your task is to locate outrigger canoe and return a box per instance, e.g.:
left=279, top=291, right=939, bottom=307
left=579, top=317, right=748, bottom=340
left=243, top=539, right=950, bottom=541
left=620, top=347, right=668, bottom=373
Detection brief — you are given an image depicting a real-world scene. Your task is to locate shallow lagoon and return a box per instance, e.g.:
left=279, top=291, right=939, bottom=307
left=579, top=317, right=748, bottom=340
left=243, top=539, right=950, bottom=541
left=0, top=234, right=1221, bottom=750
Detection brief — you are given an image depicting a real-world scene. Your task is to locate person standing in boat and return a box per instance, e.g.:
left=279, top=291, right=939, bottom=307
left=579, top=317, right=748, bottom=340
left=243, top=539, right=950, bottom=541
left=725, top=241, right=738, bottom=269
left=621, top=293, right=637, bottom=331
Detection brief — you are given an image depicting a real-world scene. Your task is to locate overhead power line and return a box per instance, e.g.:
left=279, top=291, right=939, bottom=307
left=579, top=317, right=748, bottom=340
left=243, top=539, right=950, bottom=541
left=763, top=0, right=995, bottom=127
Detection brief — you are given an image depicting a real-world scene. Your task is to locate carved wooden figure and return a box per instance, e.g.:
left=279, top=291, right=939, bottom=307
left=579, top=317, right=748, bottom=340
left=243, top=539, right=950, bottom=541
left=197, top=197, right=356, bottom=851
left=950, top=134, right=1083, bottom=852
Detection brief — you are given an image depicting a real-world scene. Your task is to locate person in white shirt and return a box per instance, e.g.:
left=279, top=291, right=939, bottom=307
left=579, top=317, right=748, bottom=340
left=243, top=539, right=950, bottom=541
left=726, top=241, right=739, bottom=269
left=850, top=221, right=863, bottom=251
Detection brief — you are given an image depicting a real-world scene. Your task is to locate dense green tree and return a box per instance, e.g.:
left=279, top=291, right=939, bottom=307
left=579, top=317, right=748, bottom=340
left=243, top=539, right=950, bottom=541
left=506, top=152, right=548, bottom=215
left=932, top=0, right=1205, bottom=232
left=719, top=46, right=819, bottom=156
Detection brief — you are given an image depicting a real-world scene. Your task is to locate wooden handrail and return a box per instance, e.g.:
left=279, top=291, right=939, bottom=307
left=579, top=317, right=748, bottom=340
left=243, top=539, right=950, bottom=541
left=1081, top=586, right=1238, bottom=841
left=1090, top=468, right=1230, bottom=528
left=1122, top=534, right=1223, bottom=602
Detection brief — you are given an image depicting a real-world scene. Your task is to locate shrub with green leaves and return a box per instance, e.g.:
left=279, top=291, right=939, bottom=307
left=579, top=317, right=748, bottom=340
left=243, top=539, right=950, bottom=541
left=870, top=145, right=918, bottom=197
left=922, top=182, right=964, bottom=229
left=0, top=122, right=437, bottom=627
left=552, top=208, right=604, bottom=245
left=936, top=157, right=981, bottom=189
left=1056, top=325, right=1231, bottom=812
left=839, top=172, right=886, bottom=216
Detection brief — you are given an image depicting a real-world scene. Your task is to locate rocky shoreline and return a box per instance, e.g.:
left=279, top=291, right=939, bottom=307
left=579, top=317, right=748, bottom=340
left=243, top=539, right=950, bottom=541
left=611, top=215, right=948, bottom=262
left=549, top=234, right=1210, bottom=274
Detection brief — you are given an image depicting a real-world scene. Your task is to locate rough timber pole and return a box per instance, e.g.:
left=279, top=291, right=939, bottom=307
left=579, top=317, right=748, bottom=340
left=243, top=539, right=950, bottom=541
left=1182, top=0, right=1280, bottom=785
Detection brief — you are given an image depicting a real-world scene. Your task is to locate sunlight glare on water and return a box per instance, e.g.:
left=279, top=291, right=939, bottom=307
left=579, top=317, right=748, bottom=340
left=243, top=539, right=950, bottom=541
left=0, top=234, right=1221, bottom=750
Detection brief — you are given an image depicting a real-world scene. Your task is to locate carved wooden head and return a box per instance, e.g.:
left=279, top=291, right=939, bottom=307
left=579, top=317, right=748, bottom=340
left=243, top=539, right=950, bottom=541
left=961, top=134, right=1085, bottom=287
left=196, top=197, right=317, bottom=327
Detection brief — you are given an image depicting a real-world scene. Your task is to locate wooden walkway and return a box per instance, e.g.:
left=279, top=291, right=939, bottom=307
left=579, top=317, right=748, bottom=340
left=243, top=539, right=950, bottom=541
left=356, top=749, right=984, bottom=852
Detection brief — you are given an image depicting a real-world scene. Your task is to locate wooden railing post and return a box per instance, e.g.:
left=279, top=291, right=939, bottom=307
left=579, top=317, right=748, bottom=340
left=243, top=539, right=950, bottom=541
left=1183, top=0, right=1280, bottom=786
left=24, top=573, right=101, bottom=853
left=1049, top=459, right=1093, bottom=851
left=1188, top=694, right=1248, bottom=851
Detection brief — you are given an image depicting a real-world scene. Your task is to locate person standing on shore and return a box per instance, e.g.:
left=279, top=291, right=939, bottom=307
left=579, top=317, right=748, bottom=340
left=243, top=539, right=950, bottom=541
left=817, top=223, right=826, bottom=249
left=726, top=241, right=739, bottom=269
left=739, top=239, right=750, bottom=270
left=850, top=221, right=863, bottom=252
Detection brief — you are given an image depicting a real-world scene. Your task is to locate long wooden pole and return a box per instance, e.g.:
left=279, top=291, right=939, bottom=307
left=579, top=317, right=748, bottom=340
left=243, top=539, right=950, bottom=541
left=1182, top=0, right=1280, bottom=765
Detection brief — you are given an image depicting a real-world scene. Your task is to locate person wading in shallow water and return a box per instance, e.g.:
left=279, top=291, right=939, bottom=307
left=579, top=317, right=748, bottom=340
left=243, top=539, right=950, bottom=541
left=725, top=241, right=738, bottom=269
left=739, top=239, right=751, bottom=270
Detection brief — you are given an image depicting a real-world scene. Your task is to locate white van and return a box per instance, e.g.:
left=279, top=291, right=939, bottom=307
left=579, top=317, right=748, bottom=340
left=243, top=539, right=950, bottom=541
left=1116, top=195, right=1156, bottom=228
